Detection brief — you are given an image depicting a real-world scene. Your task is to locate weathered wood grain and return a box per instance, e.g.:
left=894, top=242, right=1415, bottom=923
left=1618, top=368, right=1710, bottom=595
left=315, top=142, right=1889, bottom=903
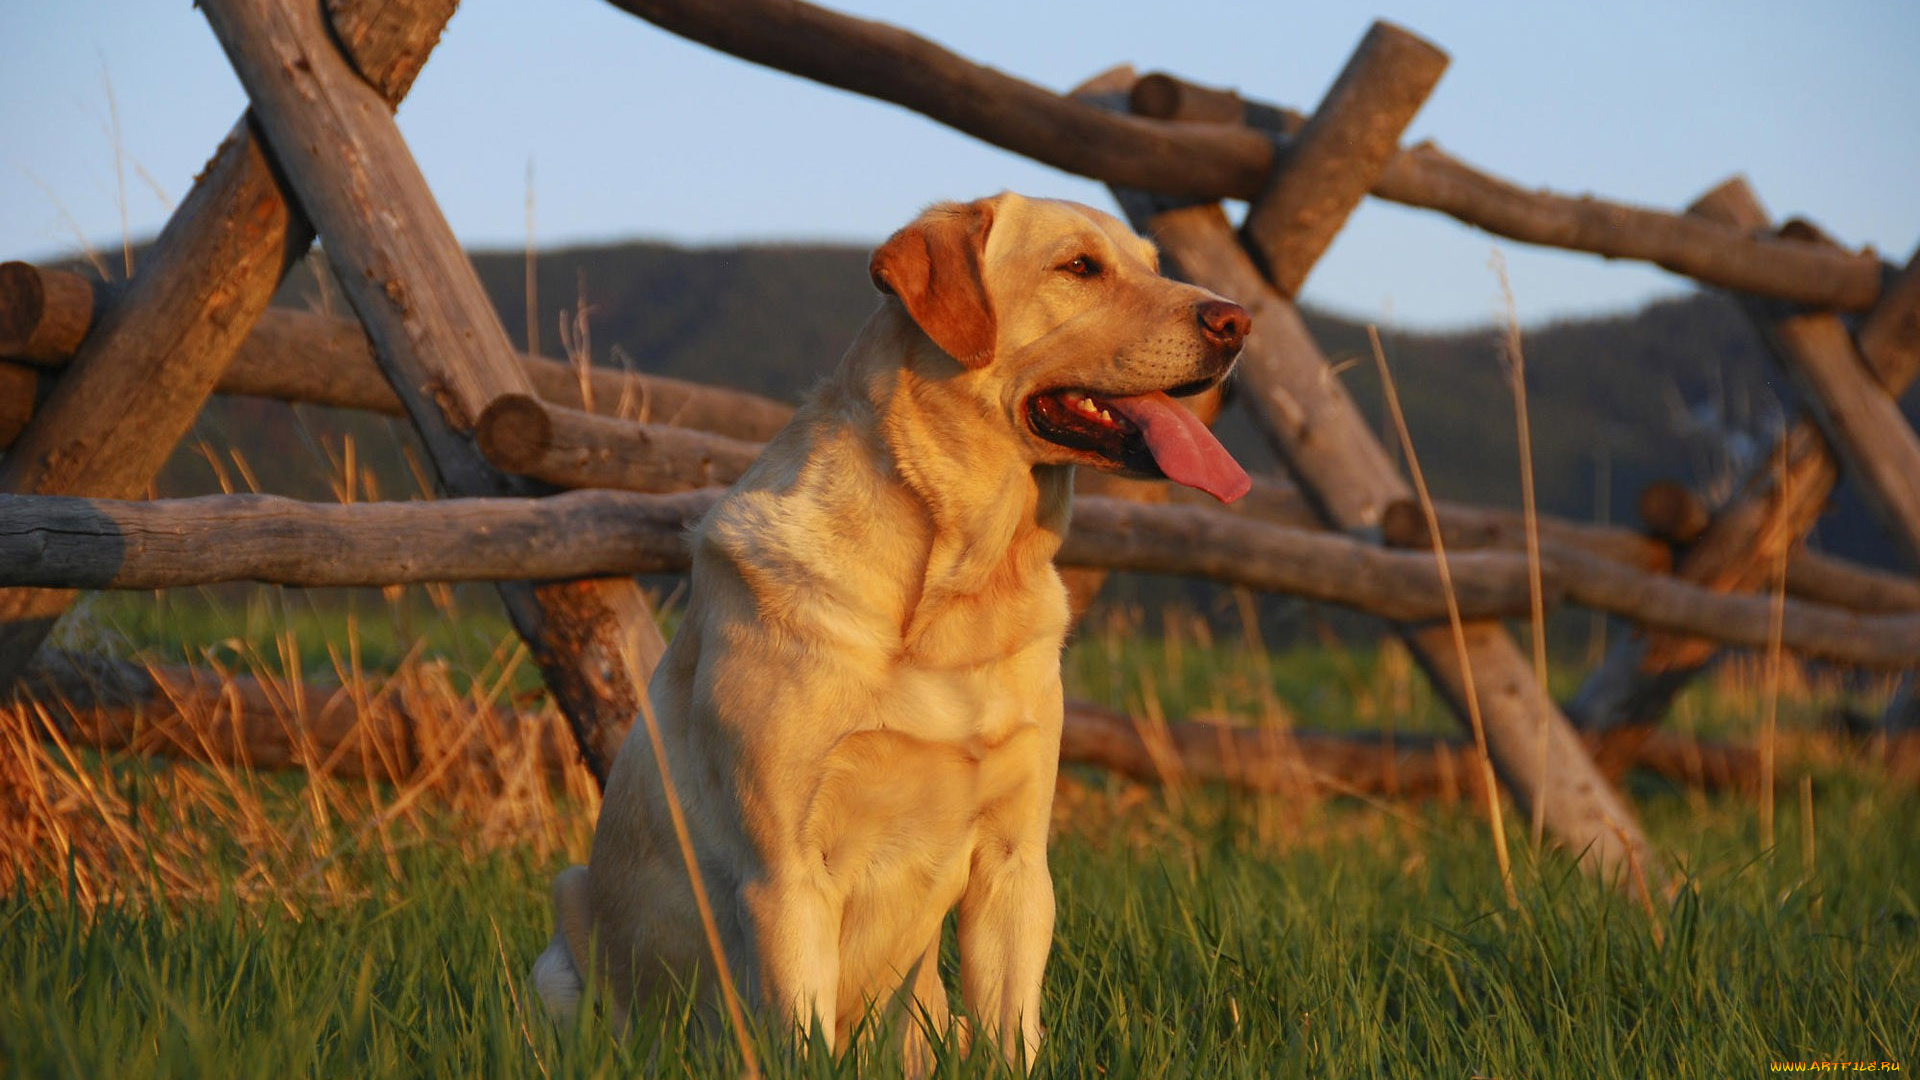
left=200, top=0, right=662, bottom=783
left=0, top=489, right=709, bottom=588
left=1091, top=64, right=1655, bottom=877
left=1569, top=182, right=1920, bottom=730
left=477, top=394, right=764, bottom=494
left=7, top=488, right=1919, bottom=666
left=1381, top=497, right=1672, bottom=574
left=1783, top=548, right=1920, bottom=615
left=599, top=0, right=1883, bottom=309
left=1857, top=249, right=1920, bottom=389
left=0, top=265, right=796, bottom=444
left=0, top=262, right=107, bottom=362
left=1240, top=21, right=1448, bottom=297
left=0, top=0, right=458, bottom=688
left=0, top=364, right=40, bottom=450
left=1133, top=191, right=1657, bottom=879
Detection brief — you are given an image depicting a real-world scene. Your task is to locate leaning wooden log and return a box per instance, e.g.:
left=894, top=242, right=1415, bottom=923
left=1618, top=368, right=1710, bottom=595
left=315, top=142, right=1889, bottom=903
left=597, top=0, right=1882, bottom=311
left=0, top=364, right=40, bottom=450
left=1568, top=188, right=1920, bottom=731
left=1088, top=60, right=1653, bottom=879
left=1134, top=201, right=1655, bottom=878
left=200, top=0, right=663, bottom=785
left=1090, top=50, right=1650, bottom=876
left=1569, top=422, right=1839, bottom=730
left=1761, top=317, right=1920, bottom=570
left=14, top=651, right=1762, bottom=798
left=0, top=0, right=459, bottom=689
left=0, top=265, right=795, bottom=444
left=1857, top=248, right=1920, bottom=389
left=1714, top=207, right=1920, bottom=571
left=601, top=0, right=1273, bottom=201
left=1239, top=21, right=1448, bottom=297
left=476, top=394, right=763, bottom=493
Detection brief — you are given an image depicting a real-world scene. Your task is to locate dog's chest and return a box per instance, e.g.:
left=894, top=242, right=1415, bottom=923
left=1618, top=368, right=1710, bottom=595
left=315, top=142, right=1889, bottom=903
left=805, top=684, right=1055, bottom=991
left=877, top=633, right=1063, bottom=744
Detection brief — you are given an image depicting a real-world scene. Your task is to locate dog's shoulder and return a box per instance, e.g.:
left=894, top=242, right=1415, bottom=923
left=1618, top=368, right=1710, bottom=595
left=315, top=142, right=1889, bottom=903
left=694, top=401, right=930, bottom=636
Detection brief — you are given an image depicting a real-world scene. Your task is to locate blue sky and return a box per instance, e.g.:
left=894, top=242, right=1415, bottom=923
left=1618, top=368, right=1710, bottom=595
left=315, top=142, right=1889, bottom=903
left=3, top=0, right=1915, bottom=328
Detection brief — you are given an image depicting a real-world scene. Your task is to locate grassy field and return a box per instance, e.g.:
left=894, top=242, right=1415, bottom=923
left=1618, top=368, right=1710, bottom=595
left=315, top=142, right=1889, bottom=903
left=3, top=593, right=1917, bottom=1077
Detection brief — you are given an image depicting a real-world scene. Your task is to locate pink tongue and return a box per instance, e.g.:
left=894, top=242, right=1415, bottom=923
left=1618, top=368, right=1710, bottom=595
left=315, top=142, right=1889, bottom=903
left=1104, top=391, right=1251, bottom=503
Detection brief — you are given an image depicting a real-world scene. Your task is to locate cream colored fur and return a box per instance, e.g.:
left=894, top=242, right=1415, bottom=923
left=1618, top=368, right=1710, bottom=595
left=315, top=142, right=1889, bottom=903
left=532, top=192, right=1245, bottom=1071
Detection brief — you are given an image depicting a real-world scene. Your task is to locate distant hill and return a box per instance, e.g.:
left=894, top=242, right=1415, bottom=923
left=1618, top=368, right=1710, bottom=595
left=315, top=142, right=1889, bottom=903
left=162, top=238, right=1913, bottom=571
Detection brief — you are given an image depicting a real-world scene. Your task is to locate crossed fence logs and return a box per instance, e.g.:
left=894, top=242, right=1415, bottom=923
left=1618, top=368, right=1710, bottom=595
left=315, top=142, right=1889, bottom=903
left=5, top=0, right=1919, bottom=882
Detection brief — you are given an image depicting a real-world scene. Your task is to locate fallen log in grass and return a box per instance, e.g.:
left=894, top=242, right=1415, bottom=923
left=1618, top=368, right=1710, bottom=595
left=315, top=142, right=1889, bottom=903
left=16, top=651, right=1759, bottom=796
left=1059, top=701, right=1761, bottom=798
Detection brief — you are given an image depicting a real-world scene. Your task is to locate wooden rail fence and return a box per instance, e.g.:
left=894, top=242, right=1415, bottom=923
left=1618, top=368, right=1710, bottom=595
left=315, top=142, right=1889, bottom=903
left=5, top=0, right=1916, bottom=882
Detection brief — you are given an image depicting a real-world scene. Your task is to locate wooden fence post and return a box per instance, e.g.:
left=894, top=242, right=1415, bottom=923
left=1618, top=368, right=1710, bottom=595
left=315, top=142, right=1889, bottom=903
left=198, top=0, right=667, bottom=783
left=1149, top=204, right=1657, bottom=880
left=0, top=0, right=459, bottom=687
left=605, top=0, right=1884, bottom=310
left=1716, top=253, right=1920, bottom=567
left=1096, top=44, right=1658, bottom=880
left=1239, top=21, right=1448, bottom=297
left=1568, top=187, right=1920, bottom=731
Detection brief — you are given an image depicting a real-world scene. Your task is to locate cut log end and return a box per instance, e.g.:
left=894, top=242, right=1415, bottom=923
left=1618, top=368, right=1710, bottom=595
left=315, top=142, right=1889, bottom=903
left=1379, top=498, right=1431, bottom=549
left=0, top=262, right=45, bottom=356
left=0, top=261, right=96, bottom=362
left=1241, top=19, right=1449, bottom=298
left=1687, top=176, right=1768, bottom=230
left=1359, top=19, right=1452, bottom=75
left=1638, top=481, right=1709, bottom=545
left=476, top=392, right=555, bottom=474
left=1129, top=72, right=1242, bottom=123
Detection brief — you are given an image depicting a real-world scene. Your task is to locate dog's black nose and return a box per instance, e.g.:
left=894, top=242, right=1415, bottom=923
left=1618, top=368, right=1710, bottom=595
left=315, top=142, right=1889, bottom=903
left=1197, top=300, right=1250, bottom=351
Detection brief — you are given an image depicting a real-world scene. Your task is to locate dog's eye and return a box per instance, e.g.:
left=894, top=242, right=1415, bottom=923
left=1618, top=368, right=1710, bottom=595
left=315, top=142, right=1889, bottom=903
left=1061, top=255, right=1102, bottom=278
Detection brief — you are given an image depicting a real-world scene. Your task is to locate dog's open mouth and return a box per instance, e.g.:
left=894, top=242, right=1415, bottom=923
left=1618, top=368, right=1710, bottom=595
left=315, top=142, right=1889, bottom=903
left=1027, top=385, right=1251, bottom=503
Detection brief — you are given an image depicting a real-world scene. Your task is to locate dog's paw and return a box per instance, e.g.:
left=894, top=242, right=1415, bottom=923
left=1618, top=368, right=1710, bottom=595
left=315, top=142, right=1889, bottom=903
left=531, top=932, right=584, bottom=1020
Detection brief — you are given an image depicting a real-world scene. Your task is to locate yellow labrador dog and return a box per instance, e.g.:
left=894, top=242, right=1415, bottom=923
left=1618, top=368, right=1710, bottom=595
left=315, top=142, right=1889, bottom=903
left=533, top=192, right=1250, bottom=1069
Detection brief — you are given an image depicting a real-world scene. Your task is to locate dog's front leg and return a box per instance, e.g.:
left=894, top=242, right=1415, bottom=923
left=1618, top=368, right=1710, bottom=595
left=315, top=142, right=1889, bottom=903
left=957, top=842, right=1054, bottom=1070
left=742, top=872, right=842, bottom=1052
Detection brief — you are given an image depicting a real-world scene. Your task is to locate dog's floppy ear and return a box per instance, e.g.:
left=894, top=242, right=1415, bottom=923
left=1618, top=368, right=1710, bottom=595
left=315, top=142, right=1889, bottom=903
left=869, top=199, right=997, bottom=368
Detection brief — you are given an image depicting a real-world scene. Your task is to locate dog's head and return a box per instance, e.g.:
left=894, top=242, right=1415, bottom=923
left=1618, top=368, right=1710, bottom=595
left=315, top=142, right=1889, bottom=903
left=870, top=192, right=1251, bottom=503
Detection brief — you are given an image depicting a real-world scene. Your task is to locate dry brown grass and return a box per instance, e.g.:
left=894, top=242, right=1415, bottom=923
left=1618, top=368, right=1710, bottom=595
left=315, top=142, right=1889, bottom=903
left=0, top=637, right=600, bottom=913
left=3, top=578, right=1901, bottom=918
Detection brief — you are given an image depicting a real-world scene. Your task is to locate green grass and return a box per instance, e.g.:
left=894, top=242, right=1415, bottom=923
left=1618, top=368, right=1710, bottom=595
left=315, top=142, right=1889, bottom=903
left=62, top=586, right=517, bottom=673
left=5, top=757, right=1917, bottom=1077
left=6, top=591, right=1916, bottom=1077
